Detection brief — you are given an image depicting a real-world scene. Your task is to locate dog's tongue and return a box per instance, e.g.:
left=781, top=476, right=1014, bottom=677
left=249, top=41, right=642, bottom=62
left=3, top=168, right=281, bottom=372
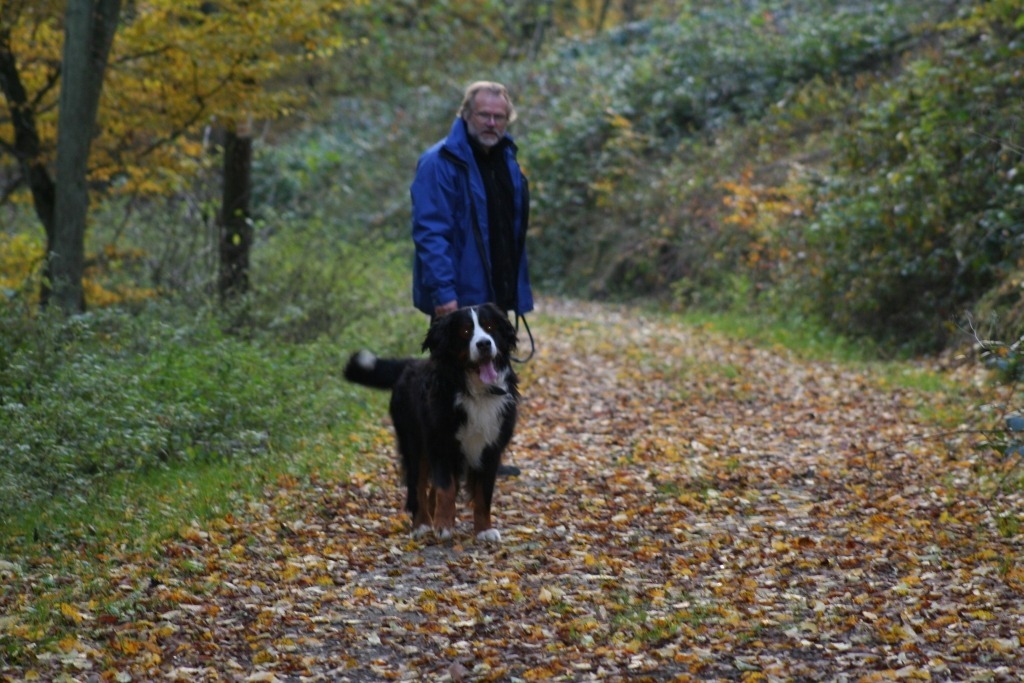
left=479, top=361, right=499, bottom=384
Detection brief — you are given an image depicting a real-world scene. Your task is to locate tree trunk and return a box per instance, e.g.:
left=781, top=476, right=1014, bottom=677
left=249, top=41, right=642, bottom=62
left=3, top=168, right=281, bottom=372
left=620, top=0, right=639, bottom=23
left=0, top=30, right=58, bottom=302
left=50, top=0, right=122, bottom=314
left=218, top=130, right=253, bottom=300
left=595, top=0, right=612, bottom=33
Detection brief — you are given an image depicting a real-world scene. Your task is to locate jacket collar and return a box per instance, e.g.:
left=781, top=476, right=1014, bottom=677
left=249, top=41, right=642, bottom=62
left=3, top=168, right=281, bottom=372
left=442, top=117, right=516, bottom=165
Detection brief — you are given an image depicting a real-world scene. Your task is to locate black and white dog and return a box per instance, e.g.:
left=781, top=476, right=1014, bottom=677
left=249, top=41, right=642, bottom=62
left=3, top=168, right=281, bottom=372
left=343, top=303, right=519, bottom=543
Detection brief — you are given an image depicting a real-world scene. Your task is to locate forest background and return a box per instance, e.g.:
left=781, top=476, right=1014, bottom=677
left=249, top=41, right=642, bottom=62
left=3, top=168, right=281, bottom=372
left=1, top=0, right=1023, bottom=663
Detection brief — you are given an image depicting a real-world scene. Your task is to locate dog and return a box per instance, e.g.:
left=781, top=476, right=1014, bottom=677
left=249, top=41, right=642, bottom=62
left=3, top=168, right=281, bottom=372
left=343, top=303, right=519, bottom=543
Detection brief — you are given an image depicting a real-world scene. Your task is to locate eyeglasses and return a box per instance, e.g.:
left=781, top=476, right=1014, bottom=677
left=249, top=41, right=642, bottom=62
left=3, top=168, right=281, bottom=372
left=473, top=111, right=508, bottom=124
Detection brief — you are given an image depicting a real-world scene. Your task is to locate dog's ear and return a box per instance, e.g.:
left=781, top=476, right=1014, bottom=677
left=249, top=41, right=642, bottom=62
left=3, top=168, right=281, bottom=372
left=500, top=314, right=518, bottom=352
left=422, top=312, right=451, bottom=355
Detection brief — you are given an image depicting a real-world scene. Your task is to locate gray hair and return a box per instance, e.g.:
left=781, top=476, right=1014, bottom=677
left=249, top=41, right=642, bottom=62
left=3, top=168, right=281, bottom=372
left=458, top=81, right=518, bottom=124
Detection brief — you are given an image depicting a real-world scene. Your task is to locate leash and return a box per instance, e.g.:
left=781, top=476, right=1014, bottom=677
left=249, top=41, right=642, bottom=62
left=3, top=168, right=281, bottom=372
left=512, top=312, right=535, bottom=364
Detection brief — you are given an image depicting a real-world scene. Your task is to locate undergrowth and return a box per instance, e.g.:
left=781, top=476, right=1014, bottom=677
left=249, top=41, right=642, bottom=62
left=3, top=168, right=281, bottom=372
left=0, top=239, right=422, bottom=552
left=517, top=0, right=1023, bottom=354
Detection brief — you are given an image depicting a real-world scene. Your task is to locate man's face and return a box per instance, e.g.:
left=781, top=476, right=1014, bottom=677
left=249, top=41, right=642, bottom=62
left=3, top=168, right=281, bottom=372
left=464, top=91, right=509, bottom=150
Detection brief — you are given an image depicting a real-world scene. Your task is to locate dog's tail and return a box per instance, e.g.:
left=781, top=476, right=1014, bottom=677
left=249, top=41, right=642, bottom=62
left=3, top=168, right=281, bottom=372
left=343, top=350, right=411, bottom=390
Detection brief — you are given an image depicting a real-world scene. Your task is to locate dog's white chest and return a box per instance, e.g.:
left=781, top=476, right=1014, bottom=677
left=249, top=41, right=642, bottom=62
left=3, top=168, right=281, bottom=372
left=455, top=390, right=512, bottom=470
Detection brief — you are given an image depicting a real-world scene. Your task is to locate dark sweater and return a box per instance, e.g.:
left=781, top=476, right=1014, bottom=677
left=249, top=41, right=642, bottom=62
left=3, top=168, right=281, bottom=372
left=472, top=139, right=518, bottom=312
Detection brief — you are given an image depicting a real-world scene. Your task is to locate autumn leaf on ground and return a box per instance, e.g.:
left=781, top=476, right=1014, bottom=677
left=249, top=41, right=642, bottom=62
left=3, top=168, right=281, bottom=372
left=2, top=299, right=1022, bottom=682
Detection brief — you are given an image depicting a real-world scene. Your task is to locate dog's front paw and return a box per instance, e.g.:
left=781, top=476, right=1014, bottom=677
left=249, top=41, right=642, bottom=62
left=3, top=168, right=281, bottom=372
left=412, top=524, right=432, bottom=539
left=435, top=526, right=454, bottom=542
left=476, top=528, right=502, bottom=544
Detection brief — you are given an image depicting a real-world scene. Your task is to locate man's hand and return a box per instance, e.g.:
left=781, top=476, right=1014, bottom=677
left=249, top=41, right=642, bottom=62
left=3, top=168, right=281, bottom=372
left=434, top=300, right=458, bottom=317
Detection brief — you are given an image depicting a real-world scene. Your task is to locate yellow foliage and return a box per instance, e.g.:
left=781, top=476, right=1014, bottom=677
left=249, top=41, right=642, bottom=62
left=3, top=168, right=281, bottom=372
left=0, top=233, right=44, bottom=292
left=608, top=112, right=633, bottom=129
left=720, top=167, right=809, bottom=233
left=719, top=166, right=813, bottom=274
left=548, top=0, right=647, bottom=36
left=81, top=278, right=157, bottom=308
left=1, top=230, right=158, bottom=308
left=56, top=636, right=80, bottom=652
left=114, top=638, right=145, bottom=655
left=1, top=0, right=367, bottom=201
left=522, top=665, right=560, bottom=681
left=58, top=603, right=87, bottom=625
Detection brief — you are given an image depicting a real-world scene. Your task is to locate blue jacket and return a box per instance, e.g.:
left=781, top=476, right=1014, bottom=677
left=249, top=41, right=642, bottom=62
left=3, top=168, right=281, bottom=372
left=410, top=117, right=534, bottom=316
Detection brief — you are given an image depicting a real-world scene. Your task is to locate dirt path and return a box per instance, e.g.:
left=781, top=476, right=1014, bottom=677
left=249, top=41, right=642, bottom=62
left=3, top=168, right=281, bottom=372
left=4, top=300, right=1023, bottom=682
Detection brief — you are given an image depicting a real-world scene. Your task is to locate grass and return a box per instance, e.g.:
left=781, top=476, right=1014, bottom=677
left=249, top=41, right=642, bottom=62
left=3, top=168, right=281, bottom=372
left=0, top=352, right=393, bottom=664
left=0, top=308, right=411, bottom=560
left=3, top=426, right=373, bottom=550
left=0, top=234, right=421, bottom=530
left=670, top=305, right=980, bottom=423
left=672, top=307, right=877, bottom=364
left=0, top=233, right=423, bottom=663
left=4, top=425, right=378, bottom=554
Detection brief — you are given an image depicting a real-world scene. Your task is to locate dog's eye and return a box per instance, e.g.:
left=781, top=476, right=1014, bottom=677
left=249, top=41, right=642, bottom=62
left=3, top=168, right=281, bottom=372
left=482, top=320, right=497, bottom=333
left=458, top=323, right=474, bottom=339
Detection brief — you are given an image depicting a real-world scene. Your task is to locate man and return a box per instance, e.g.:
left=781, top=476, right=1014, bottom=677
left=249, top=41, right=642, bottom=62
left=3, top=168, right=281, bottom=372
left=410, top=81, right=534, bottom=321
left=410, top=81, right=534, bottom=476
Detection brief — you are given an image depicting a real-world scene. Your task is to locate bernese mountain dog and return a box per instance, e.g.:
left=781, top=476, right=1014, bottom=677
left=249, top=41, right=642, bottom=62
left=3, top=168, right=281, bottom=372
left=343, top=303, right=519, bottom=544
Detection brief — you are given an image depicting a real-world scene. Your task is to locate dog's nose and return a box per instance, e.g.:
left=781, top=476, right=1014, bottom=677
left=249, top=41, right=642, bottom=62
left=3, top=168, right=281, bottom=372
left=476, top=339, right=494, bottom=354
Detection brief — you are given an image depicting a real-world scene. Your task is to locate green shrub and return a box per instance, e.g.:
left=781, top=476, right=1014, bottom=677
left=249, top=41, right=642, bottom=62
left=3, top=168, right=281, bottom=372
left=1, top=83, right=438, bottom=528
left=516, top=0, right=1024, bottom=354
left=806, top=4, right=1024, bottom=351
left=520, top=0, right=941, bottom=300
left=0, top=282, right=420, bottom=527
